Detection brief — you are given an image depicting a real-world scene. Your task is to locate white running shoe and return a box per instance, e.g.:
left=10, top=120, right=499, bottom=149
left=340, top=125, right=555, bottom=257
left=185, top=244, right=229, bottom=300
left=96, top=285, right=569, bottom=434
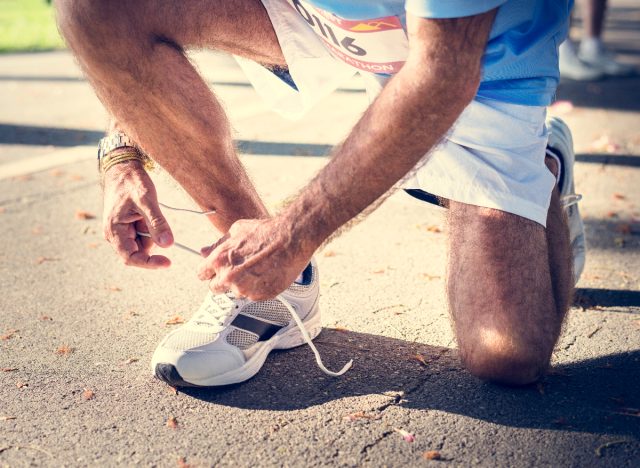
left=559, top=40, right=604, bottom=81
left=151, top=259, right=351, bottom=387
left=546, top=117, right=586, bottom=285
left=579, top=40, right=635, bottom=77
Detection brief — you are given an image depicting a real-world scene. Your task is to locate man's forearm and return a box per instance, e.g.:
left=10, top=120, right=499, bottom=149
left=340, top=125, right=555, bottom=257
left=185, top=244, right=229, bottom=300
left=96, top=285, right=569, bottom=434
left=281, top=12, right=495, bottom=254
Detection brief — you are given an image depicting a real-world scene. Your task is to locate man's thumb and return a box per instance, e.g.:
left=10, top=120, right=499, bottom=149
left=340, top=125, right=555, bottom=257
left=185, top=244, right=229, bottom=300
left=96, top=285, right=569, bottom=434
left=140, top=199, right=173, bottom=247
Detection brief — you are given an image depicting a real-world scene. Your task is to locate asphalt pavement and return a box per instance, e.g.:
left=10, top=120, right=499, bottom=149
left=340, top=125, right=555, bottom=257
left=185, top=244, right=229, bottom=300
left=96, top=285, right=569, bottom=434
left=1, top=2, right=639, bottom=466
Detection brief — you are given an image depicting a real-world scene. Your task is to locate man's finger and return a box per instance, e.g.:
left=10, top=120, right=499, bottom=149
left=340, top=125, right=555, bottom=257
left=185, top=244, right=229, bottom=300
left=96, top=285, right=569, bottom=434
left=111, top=223, right=170, bottom=269
left=134, top=220, right=154, bottom=253
left=129, top=250, right=172, bottom=269
left=200, top=233, right=229, bottom=258
left=208, top=275, right=230, bottom=295
left=137, top=193, right=173, bottom=248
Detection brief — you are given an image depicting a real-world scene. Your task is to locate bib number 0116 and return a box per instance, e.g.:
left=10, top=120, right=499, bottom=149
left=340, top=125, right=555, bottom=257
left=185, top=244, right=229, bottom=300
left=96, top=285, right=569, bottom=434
left=292, top=0, right=367, bottom=56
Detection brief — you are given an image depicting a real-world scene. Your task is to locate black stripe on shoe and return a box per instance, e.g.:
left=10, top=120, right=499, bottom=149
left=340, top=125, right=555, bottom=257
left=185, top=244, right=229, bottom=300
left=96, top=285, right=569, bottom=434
left=231, top=314, right=283, bottom=341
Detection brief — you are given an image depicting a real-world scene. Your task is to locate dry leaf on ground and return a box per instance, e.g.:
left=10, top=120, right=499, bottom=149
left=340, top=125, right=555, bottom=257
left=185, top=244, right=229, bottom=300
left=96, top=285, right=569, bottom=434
left=421, top=273, right=441, bottom=281
left=35, top=256, right=59, bottom=265
left=333, top=326, right=349, bottom=333
left=75, top=210, right=96, bottom=220
left=107, top=286, right=122, bottom=292
left=165, top=316, right=185, bottom=325
left=82, top=389, right=95, bottom=400
left=0, top=416, right=17, bottom=421
left=1, top=329, right=18, bottom=340
left=1, top=368, right=18, bottom=372
left=40, top=316, right=53, bottom=321
left=372, top=269, right=386, bottom=274
left=177, top=456, right=190, bottom=468
left=426, top=225, right=442, bottom=233
left=16, top=381, right=28, bottom=388
left=123, top=358, right=139, bottom=365
left=412, top=354, right=428, bottom=367
left=56, top=344, right=74, bottom=356
left=613, top=193, right=626, bottom=200
left=323, top=250, right=337, bottom=257
left=166, top=416, right=179, bottom=429
left=616, top=224, right=632, bottom=235
left=423, top=450, right=442, bottom=460
left=393, top=427, right=415, bottom=443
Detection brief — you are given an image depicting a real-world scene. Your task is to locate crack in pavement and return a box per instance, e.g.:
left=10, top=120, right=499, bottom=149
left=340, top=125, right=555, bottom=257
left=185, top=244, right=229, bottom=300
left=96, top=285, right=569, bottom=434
left=358, top=375, right=433, bottom=462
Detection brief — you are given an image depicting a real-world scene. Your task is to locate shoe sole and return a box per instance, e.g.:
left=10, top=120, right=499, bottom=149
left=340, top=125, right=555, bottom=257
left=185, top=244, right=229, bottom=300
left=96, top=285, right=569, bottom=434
left=153, top=302, right=323, bottom=387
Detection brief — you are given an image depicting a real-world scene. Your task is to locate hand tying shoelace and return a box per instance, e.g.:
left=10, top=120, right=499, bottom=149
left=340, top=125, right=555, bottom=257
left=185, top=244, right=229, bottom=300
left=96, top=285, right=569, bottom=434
left=139, top=203, right=352, bottom=378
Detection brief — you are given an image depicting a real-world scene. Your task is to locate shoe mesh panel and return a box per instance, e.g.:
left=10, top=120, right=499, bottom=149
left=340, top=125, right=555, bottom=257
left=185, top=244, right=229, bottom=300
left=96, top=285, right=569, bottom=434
left=226, top=328, right=259, bottom=349
left=243, top=300, right=291, bottom=326
left=162, top=330, right=219, bottom=351
left=287, top=266, right=315, bottom=295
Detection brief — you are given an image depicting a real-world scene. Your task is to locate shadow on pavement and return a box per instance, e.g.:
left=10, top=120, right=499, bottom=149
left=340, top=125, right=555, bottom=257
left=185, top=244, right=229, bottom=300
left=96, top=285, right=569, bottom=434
left=0, top=123, right=103, bottom=146
left=556, top=75, right=640, bottom=112
left=575, top=288, right=640, bottom=308
left=584, top=218, right=640, bottom=251
left=180, top=329, right=640, bottom=440
left=0, top=123, right=335, bottom=156
left=576, top=153, right=640, bottom=167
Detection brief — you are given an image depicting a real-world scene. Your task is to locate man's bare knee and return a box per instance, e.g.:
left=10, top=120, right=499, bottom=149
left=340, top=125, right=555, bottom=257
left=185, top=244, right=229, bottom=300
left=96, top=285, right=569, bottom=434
left=459, top=330, right=549, bottom=386
left=56, top=1, right=150, bottom=58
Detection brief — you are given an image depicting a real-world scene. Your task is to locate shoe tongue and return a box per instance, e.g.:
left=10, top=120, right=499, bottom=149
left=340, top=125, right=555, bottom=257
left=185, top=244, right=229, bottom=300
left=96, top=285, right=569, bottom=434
left=294, top=263, right=313, bottom=285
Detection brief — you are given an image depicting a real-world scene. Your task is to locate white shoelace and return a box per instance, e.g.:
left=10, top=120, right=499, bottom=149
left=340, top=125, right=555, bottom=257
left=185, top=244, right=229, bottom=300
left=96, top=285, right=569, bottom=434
left=137, top=202, right=352, bottom=377
left=276, top=294, right=353, bottom=377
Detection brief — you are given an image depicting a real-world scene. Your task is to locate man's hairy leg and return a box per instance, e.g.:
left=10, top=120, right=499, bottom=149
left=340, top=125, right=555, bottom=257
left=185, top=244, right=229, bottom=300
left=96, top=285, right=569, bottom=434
left=56, top=0, right=285, bottom=232
left=446, top=163, right=572, bottom=386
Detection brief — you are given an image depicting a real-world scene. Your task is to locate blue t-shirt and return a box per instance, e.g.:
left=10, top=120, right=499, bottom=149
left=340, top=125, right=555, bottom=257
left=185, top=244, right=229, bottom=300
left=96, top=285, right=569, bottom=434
left=294, top=0, right=572, bottom=106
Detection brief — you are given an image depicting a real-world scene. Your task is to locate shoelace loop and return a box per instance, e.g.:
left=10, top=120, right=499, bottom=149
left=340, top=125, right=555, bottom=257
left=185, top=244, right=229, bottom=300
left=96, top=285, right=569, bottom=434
left=276, top=294, right=353, bottom=377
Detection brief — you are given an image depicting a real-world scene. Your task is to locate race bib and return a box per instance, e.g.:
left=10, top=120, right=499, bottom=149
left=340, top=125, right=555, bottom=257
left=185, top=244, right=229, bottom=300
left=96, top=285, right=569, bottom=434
left=287, top=0, right=409, bottom=74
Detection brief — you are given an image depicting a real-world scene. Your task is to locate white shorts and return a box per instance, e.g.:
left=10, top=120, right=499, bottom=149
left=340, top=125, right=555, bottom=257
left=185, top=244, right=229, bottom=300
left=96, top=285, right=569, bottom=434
left=234, top=0, right=556, bottom=226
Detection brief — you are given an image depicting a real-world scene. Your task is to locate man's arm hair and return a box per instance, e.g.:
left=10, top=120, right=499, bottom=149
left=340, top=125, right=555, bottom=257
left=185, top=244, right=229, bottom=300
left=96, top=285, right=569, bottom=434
left=280, top=10, right=497, bottom=252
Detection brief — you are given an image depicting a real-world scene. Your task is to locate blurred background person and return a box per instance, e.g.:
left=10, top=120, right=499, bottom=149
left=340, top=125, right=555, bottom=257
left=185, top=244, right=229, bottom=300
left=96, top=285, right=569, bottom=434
left=560, top=0, right=635, bottom=80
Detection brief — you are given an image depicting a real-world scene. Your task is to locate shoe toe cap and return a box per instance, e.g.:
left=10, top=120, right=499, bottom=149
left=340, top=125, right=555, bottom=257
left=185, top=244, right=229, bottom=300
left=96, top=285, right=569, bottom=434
left=151, top=340, right=246, bottom=385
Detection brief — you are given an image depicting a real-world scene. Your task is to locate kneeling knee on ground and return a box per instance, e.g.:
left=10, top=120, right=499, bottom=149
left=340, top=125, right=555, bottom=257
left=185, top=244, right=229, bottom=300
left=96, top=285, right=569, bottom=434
left=459, top=330, right=550, bottom=386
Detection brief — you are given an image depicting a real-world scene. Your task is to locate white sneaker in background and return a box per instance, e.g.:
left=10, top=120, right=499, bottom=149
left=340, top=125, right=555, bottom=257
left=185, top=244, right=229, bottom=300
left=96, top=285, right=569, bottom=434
left=579, top=38, right=635, bottom=77
left=559, top=40, right=604, bottom=81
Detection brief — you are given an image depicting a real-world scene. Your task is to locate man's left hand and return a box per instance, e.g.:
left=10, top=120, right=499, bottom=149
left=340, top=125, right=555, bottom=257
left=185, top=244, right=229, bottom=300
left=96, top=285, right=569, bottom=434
left=198, top=217, right=312, bottom=301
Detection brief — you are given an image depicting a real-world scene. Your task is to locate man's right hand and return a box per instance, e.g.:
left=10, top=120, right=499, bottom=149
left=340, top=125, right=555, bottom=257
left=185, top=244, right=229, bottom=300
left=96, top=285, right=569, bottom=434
left=102, top=159, right=174, bottom=269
